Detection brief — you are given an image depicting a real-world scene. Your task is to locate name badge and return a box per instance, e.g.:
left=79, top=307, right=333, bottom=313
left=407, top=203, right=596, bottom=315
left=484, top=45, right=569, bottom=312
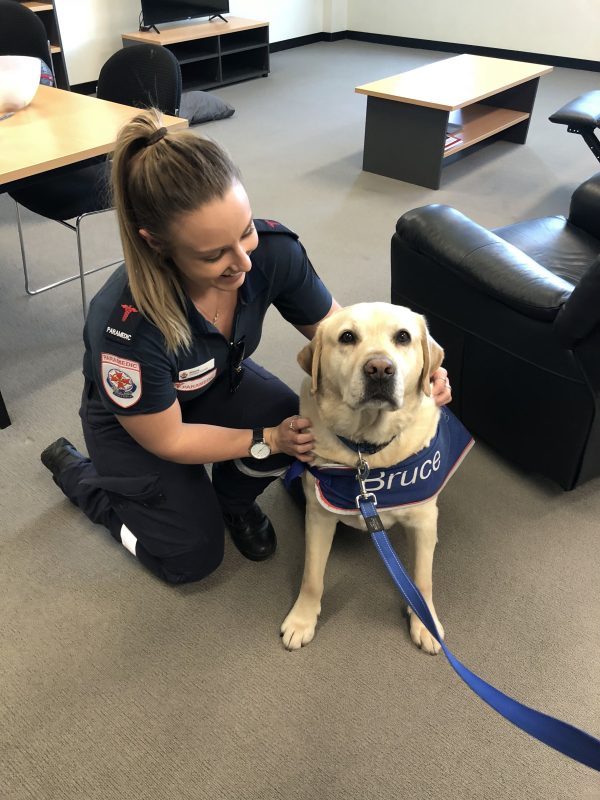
left=174, top=369, right=217, bottom=392
left=178, top=358, right=215, bottom=381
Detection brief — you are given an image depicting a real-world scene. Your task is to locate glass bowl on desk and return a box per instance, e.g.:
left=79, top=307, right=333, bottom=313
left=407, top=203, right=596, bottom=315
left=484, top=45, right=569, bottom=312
left=0, top=55, right=41, bottom=115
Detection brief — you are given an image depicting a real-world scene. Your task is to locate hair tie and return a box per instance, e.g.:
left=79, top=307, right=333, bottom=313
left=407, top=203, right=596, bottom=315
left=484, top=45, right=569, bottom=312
left=146, top=127, right=168, bottom=147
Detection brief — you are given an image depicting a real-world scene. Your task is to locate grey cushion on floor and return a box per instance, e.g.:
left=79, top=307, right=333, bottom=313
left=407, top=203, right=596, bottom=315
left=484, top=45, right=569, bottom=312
left=179, top=90, right=235, bottom=124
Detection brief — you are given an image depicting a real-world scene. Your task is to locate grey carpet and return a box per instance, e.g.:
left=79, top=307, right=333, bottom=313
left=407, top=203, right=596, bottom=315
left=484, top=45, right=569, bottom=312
left=1, top=41, right=600, bottom=799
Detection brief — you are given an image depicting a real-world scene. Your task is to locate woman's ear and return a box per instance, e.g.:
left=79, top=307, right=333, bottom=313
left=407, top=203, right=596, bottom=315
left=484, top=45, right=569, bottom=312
left=138, top=228, right=162, bottom=253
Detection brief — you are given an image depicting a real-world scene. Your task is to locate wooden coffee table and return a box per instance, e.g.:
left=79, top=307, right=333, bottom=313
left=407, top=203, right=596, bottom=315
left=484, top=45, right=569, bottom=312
left=355, top=54, right=553, bottom=189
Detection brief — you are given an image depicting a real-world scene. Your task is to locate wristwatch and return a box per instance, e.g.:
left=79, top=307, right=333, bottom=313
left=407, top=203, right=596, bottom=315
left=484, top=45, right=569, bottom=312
left=249, top=428, right=271, bottom=459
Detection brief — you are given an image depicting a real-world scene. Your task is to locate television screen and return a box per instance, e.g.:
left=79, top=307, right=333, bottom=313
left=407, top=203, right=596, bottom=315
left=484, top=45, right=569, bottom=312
left=141, top=0, right=230, bottom=26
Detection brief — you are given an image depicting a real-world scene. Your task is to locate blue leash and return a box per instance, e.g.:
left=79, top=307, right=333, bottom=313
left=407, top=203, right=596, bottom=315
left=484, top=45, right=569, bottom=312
left=358, top=495, right=600, bottom=771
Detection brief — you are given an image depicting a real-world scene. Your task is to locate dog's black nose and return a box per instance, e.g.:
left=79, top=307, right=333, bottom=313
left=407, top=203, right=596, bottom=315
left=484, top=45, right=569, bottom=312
left=363, top=358, right=395, bottom=381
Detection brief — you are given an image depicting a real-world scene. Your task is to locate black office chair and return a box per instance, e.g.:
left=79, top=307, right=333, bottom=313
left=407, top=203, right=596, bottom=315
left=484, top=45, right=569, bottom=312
left=0, top=0, right=55, bottom=80
left=97, top=44, right=182, bottom=115
left=1, top=44, right=181, bottom=429
left=8, top=43, right=182, bottom=316
left=0, top=0, right=54, bottom=430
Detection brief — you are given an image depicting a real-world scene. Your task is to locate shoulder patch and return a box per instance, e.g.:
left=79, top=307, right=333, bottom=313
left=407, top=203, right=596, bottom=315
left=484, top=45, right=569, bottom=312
left=101, top=353, right=142, bottom=409
left=104, top=288, right=143, bottom=346
left=254, top=219, right=299, bottom=239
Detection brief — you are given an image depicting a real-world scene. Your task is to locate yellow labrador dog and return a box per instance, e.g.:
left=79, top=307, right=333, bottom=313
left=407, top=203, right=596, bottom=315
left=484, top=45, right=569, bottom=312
left=281, top=302, right=470, bottom=654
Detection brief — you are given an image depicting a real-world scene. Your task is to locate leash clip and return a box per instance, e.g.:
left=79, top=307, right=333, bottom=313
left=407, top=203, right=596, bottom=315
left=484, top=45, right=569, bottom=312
left=355, top=450, right=377, bottom=508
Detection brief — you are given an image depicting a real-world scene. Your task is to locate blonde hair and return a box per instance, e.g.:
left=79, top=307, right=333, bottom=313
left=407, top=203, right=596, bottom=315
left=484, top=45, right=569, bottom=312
left=110, top=108, right=241, bottom=352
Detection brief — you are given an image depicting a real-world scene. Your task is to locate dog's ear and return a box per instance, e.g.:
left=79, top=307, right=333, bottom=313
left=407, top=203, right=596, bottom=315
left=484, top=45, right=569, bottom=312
left=420, top=319, right=445, bottom=396
left=297, top=341, right=313, bottom=376
left=297, top=329, right=323, bottom=395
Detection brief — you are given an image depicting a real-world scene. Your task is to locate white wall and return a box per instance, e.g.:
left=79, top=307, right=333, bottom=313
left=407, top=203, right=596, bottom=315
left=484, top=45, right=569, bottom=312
left=56, top=0, right=599, bottom=85
left=346, top=0, right=600, bottom=63
left=229, top=1, right=324, bottom=41
left=56, top=0, right=325, bottom=84
left=323, top=0, right=347, bottom=32
left=56, top=0, right=140, bottom=84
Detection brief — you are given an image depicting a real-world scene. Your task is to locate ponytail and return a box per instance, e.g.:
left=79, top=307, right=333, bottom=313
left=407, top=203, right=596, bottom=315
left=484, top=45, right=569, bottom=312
left=110, top=108, right=241, bottom=352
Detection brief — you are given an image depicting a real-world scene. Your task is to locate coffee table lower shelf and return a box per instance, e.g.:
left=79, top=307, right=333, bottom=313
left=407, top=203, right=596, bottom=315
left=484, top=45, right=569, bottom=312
left=443, top=105, right=530, bottom=156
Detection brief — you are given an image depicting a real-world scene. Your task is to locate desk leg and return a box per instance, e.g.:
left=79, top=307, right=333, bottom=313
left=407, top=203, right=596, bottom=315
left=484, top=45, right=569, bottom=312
left=362, top=97, right=448, bottom=189
left=0, top=389, right=11, bottom=429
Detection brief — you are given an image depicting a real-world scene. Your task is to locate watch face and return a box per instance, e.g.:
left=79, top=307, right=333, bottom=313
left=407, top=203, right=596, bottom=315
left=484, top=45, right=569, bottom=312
left=250, top=442, right=271, bottom=459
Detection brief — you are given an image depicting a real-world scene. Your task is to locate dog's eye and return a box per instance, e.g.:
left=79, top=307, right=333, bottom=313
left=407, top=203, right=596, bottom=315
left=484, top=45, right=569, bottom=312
left=339, top=330, right=357, bottom=344
left=394, top=329, right=411, bottom=345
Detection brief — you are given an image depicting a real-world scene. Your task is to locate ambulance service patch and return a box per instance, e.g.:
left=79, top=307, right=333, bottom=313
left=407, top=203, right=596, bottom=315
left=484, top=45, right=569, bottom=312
left=101, top=353, right=142, bottom=408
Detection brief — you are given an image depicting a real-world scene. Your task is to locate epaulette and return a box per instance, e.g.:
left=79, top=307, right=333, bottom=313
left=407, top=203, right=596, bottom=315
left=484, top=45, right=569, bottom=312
left=103, top=286, right=144, bottom=346
left=254, top=219, right=299, bottom=239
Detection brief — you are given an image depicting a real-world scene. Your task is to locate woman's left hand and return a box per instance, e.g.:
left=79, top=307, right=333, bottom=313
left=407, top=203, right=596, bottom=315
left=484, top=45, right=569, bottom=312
left=431, top=367, right=452, bottom=407
left=267, top=416, right=315, bottom=462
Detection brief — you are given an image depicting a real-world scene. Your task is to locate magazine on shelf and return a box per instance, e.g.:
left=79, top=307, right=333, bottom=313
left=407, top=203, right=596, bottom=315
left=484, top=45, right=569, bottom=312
left=445, top=133, right=462, bottom=149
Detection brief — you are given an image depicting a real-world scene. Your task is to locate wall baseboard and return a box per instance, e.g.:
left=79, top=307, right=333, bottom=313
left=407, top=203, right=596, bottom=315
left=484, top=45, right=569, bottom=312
left=273, top=30, right=600, bottom=73
left=70, top=28, right=599, bottom=93
left=270, top=31, right=345, bottom=53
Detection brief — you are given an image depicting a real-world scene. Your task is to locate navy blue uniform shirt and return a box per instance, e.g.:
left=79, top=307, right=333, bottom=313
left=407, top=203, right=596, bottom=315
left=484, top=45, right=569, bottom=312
left=82, top=220, right=332, bottom=416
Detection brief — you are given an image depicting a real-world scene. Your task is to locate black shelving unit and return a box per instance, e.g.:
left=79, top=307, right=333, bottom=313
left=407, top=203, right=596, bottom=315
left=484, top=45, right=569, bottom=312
left=20, top=1, right=70, bottom=89
left=122, top=17, right=269, bottom=92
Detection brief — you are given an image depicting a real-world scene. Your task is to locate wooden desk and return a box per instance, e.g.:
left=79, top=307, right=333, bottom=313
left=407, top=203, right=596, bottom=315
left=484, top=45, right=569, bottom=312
left=0, top=85, right=188, bottom=186
left=0, top=86, right=186, bottom=429
left=355, top=55, right=553, bottom=189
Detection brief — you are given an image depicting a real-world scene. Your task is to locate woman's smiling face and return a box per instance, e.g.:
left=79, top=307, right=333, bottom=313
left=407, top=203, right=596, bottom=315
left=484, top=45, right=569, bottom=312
left=140, top=180, right=259, bottom=295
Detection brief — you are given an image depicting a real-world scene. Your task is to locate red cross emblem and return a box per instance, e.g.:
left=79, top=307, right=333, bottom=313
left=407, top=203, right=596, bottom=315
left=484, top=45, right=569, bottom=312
left=121, top=304, right=138, bottom=322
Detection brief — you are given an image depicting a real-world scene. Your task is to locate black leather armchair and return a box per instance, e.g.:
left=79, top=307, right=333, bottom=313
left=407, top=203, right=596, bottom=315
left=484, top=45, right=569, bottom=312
left=391, top=173, right=600, bottom=490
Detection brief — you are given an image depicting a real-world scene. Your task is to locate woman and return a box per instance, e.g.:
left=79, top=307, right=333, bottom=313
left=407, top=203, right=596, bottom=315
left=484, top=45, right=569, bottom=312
left=41, top=109, right=451, bottom=585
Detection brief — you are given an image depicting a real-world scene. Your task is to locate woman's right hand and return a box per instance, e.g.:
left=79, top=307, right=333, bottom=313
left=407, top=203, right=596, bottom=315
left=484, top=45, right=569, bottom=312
left=268, top=415, right=315, bottom=462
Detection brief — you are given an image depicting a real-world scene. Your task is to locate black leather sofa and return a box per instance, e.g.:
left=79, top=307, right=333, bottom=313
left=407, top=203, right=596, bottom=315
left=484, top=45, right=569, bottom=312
left=391, top=173, right=600, bottom=490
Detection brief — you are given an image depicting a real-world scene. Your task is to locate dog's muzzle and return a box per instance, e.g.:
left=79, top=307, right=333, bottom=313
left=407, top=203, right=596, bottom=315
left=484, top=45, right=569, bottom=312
left=361, top=357, right=398, bottom=406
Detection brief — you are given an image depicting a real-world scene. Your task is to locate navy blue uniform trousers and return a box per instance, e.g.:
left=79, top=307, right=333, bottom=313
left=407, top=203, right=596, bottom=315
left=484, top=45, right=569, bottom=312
left=56, top=359, right=298, bottom=584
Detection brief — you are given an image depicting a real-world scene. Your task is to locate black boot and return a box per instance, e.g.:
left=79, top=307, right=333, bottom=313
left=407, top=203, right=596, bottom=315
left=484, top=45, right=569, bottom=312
left=41, top=437, right=88, bottom=481
left=223, top=502, right=277, bottom=561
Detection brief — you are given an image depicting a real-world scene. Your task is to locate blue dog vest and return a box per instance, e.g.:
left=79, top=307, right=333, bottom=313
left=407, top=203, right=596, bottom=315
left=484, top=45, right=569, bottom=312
left=285, top=408, right=474, bottom=514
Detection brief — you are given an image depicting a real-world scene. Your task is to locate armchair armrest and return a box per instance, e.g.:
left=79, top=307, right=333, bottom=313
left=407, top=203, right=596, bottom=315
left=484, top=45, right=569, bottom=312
left=396, top=205, right=573, bottom=321
left=568, top=172, right=600, bottom=240
left=554, top=257, right=600, bottom=346
left=549, top=91, right=600, bottom=130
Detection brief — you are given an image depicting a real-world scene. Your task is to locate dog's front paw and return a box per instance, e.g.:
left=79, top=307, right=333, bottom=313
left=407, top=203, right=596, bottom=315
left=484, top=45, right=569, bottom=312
left=280, top=606, right=319, bottom=650
left=408, top=609, right=445, bottom=655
